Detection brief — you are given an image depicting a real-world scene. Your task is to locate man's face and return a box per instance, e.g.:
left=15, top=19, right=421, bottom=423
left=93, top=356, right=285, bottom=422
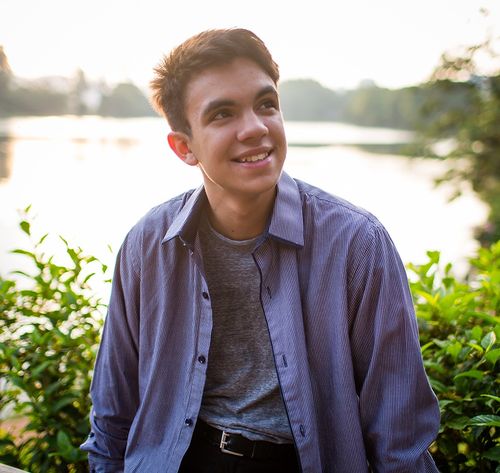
left=171, top=57, right=287, bottom=205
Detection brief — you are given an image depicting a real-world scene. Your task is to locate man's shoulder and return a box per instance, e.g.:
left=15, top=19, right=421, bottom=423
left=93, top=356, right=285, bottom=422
left=127, top=188, right=197, bottom=241
left=294, top=178, right=382, bottom=233
left=292, top=178, right=401, bottom=274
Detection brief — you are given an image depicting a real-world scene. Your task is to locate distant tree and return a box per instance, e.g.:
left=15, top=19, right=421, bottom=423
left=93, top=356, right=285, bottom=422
left=279, top=78, right=443, bottom=131
left=0, top=45, right=11, bottom=84
left=98, top=82, right=154, bottom=117
left=279, top=79, right=343, bottom=121
left=417, top=35, right=500, bottom=244
left=343, top=85, right=398, bottom=128
left=343, top=85, right=434, bottom=130
left=7, top=85, right=68, bottom=116
left=0, top=45, right=13, bottom=115
left=69, top=69, right=89, bottom=115
left=0, top=46, right=69, bottom=117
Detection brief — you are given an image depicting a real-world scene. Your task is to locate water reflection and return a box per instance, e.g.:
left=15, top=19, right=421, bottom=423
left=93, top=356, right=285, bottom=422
left=0, top=136, right=13, bottom=181
left=0, top=116, right=487, bottom=284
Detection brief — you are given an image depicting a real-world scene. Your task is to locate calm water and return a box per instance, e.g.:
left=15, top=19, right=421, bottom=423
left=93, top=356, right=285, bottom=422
left=0, top=116, right=487, bottom=290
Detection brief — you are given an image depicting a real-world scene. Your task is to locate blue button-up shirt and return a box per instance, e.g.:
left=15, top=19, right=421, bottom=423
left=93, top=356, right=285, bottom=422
left=81, top=172, right=440, bottom=472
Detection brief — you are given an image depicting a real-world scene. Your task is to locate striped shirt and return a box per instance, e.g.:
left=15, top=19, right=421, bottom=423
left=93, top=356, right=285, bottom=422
left=81, top=172, right=440, bottom=472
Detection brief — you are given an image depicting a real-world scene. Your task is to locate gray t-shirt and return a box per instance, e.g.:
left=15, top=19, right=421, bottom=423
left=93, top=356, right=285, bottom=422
left=198, top=214, right=293, bottom=444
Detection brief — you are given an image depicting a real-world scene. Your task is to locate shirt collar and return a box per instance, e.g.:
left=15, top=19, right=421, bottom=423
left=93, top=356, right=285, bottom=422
left=268, top=171, right=304, bottom=247
left=162, top=171, right=304, bottom=248
left=162, top=185, right=207, bottom=245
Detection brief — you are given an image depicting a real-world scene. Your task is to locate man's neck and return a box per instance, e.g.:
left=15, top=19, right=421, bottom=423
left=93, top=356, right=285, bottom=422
left=205, top=188, right=276, bottom=241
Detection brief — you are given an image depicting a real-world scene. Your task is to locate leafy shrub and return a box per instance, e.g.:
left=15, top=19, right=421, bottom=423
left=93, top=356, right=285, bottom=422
left=0, top=211, right=108, bottom=472
left=0, top=212, right=499, bottom=472
left=408, top=243, right=500, bottom=472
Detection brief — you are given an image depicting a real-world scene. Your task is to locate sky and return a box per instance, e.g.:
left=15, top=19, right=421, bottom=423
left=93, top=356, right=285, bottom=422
left=1, top=0, right=499, bottom=91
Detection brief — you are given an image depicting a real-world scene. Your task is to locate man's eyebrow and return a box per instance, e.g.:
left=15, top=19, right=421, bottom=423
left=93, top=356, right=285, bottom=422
left=201, top=85, right=278, bottom=119
left=201, top=98, right=235, bottom=119
left=255, top=85, right=278, bottom=100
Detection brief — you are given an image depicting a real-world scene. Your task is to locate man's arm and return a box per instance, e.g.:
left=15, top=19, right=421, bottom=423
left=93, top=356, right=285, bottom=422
left=80, top=234, right=141, bottom=472
left=349, top=223, right=440, bottom=473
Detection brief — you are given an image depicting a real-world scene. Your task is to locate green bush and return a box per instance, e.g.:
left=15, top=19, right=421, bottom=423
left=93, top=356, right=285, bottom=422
left=0, top=211, right=108, bottom=472
left=408, top=243, right=500, bottom=472
left=0, top=212, right=499, bottom=472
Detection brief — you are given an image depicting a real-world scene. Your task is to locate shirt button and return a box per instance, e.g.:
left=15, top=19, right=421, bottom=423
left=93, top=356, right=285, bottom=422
left=198, top=355, right=206, bottom=364
left=202, top=291, right=209, bottom=300
left=185, top=418, right=193, bottom=426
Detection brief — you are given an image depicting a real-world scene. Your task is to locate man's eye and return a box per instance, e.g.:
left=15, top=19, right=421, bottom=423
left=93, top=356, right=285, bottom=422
left=260, top=100, right=278, bottom=110
left=212, top=110, right=231, bottom=120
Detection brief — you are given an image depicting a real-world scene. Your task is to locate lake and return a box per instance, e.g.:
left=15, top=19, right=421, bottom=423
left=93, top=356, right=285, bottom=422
left=0, top=116, right=487, bottom=292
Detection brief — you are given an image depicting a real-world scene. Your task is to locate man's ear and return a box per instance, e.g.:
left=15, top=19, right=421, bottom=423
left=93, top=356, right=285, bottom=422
left=167, top=132, right=198, bottom=166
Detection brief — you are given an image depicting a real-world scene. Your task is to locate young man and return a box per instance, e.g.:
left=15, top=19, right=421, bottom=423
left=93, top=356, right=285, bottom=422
left=81, top=29, right=440, bottom=472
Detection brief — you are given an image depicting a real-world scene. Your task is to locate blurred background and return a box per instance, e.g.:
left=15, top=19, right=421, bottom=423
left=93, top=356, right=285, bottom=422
left=1, top=2, right=500, bottom=471
left=0, top=0, right=499, bottom=280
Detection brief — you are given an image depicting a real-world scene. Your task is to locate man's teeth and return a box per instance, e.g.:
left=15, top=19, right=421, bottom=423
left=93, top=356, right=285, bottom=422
left=239, top=152, right=268, bottom=163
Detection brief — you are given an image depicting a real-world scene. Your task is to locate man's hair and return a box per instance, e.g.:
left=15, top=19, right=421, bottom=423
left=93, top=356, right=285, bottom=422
left=150, top=28, right=280, bottom=134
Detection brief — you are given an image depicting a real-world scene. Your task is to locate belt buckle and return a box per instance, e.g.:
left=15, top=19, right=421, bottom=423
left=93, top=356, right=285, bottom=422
left=219, top=431, right=244, bottom=457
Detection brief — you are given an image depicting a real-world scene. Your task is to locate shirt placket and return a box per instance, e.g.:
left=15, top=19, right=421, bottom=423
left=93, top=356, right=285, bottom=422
left=253, top=240, right=319, bottom=472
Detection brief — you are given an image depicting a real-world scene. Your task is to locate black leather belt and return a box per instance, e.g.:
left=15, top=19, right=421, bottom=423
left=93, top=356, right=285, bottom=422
left=193, top=420, right=295, bottom=460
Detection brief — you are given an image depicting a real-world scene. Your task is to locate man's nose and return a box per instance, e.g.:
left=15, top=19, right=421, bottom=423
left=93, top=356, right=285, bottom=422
left=236, top=111, right=269, bottom=142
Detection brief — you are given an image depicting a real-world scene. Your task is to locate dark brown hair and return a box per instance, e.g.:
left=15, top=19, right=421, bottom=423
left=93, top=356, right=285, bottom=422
left=150, top=28, right=279, bottom=134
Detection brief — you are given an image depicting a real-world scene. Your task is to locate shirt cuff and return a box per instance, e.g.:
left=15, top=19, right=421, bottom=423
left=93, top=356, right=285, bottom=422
left=88, top=452, right=124, bottom=473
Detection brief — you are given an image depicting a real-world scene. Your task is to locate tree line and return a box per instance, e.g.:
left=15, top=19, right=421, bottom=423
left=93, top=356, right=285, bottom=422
left=0, top=47, right=154, bottom=118
left=278, top=78, right=476, bottom=130
left=0, top=45, right=476, bottom=131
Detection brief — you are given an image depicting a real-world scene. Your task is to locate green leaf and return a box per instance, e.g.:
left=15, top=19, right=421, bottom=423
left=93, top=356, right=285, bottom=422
left=10, top=376, right=26, bottom=390
left=56, top=429, right=82, bottom=462
left=11, top=270, right=31, bottom=278
left=31, top=360, right=52, bottom=378
left=426, top=250, right=440, bottom=264
left=44, top=380, right=64, bottom=396
left=10, top=249, right=35, bottom=259
left=20, top=289, right=38, bottom=297
left=448, top=403, right=466, bottom=416
left=433, top=339, right=449, bottom=349
left=481, top=331, right=496, bottom=351
left=446, top=341, right=462, bottom=359
left=469, top=311, right=500, bottom=325
left=485, top=348, right=500, bottom=365
left=83, top=272, right=96, bottom=284
left=471, top=326, right=483, bottom=341
left=50, top=396, right=77, bottom=414
left=467, top=342, right=484, bottom=354
left=20, top=220, right=31, bottom=235
left=483, top=446, right=500, bottom=461
left=454, top=369, right=484, bottom=380
left=429, top=378, right=447, bottom=393
left=468, top=415, right=500, bottom=427
left=415, top=290, right=439, bottom=306
left=481, top=394, right=500, bottom=403
left=438, top=399, right=455, bottom=409
left=445, top=416, right=469, bottom=430
left=37, top=232, right=49, bottom=246
left=56, top=430, right=72, bottom=450
left=420, top=341, right=435, bottom=353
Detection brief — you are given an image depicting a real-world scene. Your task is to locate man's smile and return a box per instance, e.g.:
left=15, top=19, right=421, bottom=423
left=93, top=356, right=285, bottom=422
left=234, top=151, right=271, bottom=163
left=233, top=149, right=272, bottom=163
